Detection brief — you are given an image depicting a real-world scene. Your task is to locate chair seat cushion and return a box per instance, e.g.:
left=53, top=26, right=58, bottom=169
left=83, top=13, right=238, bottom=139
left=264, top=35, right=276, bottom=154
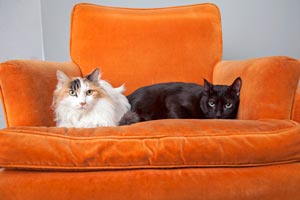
left=0, top=119, right=299, bottom=171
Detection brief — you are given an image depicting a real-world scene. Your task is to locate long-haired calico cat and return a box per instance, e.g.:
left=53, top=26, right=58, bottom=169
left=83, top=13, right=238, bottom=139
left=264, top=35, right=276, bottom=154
left=52, top=68, right=130, bottom=128
left=119, top=78, right=242, bottom=125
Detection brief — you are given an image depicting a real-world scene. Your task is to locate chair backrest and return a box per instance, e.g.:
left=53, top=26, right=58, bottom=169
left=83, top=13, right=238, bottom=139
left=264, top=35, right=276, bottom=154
left=70, top=3, right=222, bottom=94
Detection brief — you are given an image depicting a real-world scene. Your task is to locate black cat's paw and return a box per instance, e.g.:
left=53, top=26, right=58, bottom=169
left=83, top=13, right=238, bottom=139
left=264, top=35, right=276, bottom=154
left=119, top=111, right=141, bottom=125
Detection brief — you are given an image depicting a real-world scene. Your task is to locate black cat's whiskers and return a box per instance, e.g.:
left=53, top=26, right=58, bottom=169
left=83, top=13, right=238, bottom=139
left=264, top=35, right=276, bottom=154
left=120, top=77, right=242, bottom=125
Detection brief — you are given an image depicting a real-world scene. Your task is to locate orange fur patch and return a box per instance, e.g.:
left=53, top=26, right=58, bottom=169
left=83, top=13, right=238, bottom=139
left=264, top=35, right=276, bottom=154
left=53, top=78, right=109, bottom=109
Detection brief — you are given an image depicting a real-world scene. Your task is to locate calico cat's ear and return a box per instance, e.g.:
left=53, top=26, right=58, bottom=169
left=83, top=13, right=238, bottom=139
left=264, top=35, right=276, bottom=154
left=230, top=77, right=242, bottom=96
left=204, top=79, right=213, bottom=93
left=86, top=68, right=101, bottom=82
left=56, top=70, right=70, bottom=85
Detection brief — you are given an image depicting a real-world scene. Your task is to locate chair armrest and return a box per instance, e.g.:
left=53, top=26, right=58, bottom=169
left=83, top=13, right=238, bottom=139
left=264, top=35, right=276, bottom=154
left=0, top=60, right=81, bottom=127
left=292, top=80, right=300, bottom=123
left=213, top=56, right=300, bottom=120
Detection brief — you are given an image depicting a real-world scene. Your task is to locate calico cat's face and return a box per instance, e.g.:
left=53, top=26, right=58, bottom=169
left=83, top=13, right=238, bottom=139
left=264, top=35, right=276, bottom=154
left=200, top=78, right=242, bottom=119
left=53, top=69, right=105, bottom=111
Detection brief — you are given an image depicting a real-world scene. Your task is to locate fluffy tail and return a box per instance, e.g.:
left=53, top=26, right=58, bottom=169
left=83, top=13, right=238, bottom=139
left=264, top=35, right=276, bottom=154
left=119, top=111, right=141, bottom=125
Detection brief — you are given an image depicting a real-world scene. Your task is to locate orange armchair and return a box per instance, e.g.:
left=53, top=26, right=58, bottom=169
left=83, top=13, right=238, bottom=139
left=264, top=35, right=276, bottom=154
left=0, top=3, right=300, bottom=200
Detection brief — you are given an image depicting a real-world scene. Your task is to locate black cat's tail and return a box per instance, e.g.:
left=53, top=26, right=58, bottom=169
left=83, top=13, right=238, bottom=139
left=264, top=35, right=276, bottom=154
left=119, top=111, right=141, bottom=125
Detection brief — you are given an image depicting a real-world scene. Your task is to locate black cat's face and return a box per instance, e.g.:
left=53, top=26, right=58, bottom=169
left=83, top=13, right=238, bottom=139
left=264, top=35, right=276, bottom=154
left=200, top=78, right=242, bottom=119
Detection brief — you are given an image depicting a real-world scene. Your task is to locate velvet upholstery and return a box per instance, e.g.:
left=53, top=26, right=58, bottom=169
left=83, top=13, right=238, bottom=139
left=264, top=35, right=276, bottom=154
left=1, top=164, right=300, bottom=200
left=0, top=120, right=299, bottom=171
left=70, top=3, right=222, bottom=95
left=0, top=60, right=81, bottom=127
left=292, top=76, right=300, bottom=123
left=0, top=3, right=300, bottom=200
left=213, top=56, right=300, bottom=120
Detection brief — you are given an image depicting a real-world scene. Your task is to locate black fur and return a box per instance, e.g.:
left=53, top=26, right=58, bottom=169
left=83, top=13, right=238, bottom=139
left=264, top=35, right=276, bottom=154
left=119, top=78, right=242, bottom=125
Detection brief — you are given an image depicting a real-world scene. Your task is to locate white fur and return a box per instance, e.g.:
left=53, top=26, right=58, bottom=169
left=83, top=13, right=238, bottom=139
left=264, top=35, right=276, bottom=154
left=53, top=70, right=130, bottom=128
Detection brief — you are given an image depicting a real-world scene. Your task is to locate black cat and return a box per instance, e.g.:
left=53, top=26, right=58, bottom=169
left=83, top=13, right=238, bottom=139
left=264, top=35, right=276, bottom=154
left=119, top=78, right=242, bottom=125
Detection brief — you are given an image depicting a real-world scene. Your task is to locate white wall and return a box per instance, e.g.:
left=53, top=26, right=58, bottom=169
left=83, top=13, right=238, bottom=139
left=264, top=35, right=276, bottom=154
left=220, top=0, right=300, bottom=59
left=0, top=0, right=44, bottom=62
left=0, top=0, right=300, bottom=128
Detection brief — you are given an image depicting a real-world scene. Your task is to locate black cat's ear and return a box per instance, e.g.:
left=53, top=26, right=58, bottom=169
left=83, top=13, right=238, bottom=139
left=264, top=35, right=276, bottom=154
left=204, top=79, right=213, bottom=93
left=230, top=77, right=242, bottom=96
left=86, top=68, right=101, bottom=82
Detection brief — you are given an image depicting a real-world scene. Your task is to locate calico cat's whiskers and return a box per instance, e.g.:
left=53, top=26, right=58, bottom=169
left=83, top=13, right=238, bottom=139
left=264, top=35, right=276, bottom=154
left=52, top=68, right=130, bottom=128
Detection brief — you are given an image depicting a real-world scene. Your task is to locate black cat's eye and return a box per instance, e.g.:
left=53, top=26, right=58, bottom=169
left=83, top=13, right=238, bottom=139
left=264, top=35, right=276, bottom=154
left=69, top=90, right=76, bottom=96
left=208, top=100, right=216, bottom=107
left=224, top=102, right=233, bottom=109
left=86, top=90, right=94, bottom=96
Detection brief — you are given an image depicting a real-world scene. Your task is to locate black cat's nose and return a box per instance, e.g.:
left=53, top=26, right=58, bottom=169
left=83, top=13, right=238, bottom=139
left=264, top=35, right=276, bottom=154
left=216, top=111, right=222, bottom=119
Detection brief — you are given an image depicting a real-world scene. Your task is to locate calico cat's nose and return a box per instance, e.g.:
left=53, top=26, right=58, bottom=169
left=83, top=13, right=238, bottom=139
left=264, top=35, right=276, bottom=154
left=80, top=102, right=86, bottom=106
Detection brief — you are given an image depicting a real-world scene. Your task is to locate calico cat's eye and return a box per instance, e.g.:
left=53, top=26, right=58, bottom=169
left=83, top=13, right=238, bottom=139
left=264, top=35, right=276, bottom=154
left=86, top=90, right=94, bottom=96
left=208, top=100, right=216, bottom=107
left=224, top=102, right=233, bottom=109
left=69, top=90, right=76, bottom=96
